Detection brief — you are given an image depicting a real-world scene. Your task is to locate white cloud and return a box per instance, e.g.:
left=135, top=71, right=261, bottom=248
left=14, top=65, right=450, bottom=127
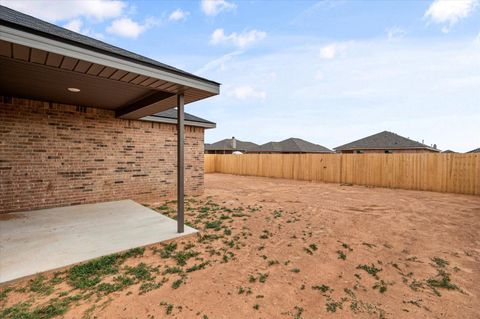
left=106, top=17, right=158, bottom=38
left=314, top=70, right=324, bottom=80
left=63, top=19, right=83, bottom=33
left=228, top=85, right=267, bottom=100
left=169, top=9, right=189, bottom=21
left=196, top=50, right=244, bottom=74
left=201, top=0, right=236, bottom=16
left=0, top=0, right=126, bottom=22
left=425, top=0, right=479, bottom=32
left=62, top=18, right=104, bottom=39
left=386, top=26, right=406, bottom=41
left=319, top=42, right=349, bottom=59
left=210, top=28, right=266, bottom=48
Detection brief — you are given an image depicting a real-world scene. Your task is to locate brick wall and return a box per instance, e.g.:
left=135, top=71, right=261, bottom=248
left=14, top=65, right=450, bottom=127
left=0, top=97, right=205, bottom=214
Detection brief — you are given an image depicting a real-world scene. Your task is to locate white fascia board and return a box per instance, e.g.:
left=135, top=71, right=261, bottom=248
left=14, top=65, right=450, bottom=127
left=0, top=26, right=220, bottom=94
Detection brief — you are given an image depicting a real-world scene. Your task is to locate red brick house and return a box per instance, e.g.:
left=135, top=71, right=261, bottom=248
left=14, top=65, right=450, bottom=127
left=0, top=6, right=219, bottom=227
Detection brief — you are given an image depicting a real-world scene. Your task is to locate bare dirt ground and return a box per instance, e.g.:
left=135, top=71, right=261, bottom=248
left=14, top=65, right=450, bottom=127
left=1, top=173, right=479, bottom=319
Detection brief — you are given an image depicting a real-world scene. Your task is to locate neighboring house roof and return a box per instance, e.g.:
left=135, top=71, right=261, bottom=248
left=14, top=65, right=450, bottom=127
left=205, top=139, right=258, bottom=152
left=142, top=109, right=216, bottom=128
left=251, top=138, right=332, bottom=153
left=442, top=150, right=456, bottom=153
left=0, top=5, right=218, bottom=87
left=334, top=131, right=439, bottom=152
left=467, top=148, right=480, bottom=153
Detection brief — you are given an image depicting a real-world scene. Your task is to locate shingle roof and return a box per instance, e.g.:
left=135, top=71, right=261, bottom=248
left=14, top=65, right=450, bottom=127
left=148, top=109, right=215, bottom=126
left=334, top=131, right=439, bottom=152
left=251, top=138, right=332, bottom=153
left=467, top=148, right=480, bottom=153
left=205, top=139, right=258, bottom=152
left=0, top=5, right=218, bottom=86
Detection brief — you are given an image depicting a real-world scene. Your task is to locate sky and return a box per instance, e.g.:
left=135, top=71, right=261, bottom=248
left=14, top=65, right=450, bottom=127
left=1, top=0, right=480, bottom=152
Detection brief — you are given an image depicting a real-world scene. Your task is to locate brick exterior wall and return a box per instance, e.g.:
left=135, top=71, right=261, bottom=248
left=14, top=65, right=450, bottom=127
left=0, top=97, right=205, bottom=214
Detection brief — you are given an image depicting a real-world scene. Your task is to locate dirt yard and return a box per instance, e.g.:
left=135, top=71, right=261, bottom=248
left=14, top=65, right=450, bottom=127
left=1, top=174, right=479, bottom=319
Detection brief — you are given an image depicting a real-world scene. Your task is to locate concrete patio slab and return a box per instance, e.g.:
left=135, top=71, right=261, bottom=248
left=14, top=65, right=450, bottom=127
left=0, top=200, right=197, bottom=284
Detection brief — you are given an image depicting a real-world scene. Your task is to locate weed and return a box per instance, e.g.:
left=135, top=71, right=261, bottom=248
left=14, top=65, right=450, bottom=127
left=312, top=285, right=330, bottom=293
left=186, top=262, right=209, bottom=273
left=29, top=275, right=54, bottom=295
left=431, top=257, right=449, bottom=268
left=309, top=244, right=318, bottom=251
left=304, top=247, right=313, bottom=255
left=172, top=278, right=184, bottom=289
left=173, top=250, right=200, bottom=266
left=268, top=260, right=279, bottom=266
left=291, top=268, right=300, bottom=273
left=160, top=243, right=178, bottom=258
left=249, top=275, right=256, bottom=283
left=326, top=301, right=342, bottom=313
left=125, top=263, right=156, bottom=281
left=258, top=273, right=269, bottom=283
left=253, top=304, right=260, bottom=310
left=337, top=250, right=346, bottom=260
left=426, top=269, right=457, bottom=293
left=163, top=266, right=183, bottom=275
left=205, top=220, right=222, bottom=231
left=373, top=280, right=390, bottom=293
left=356, top=264, right=382, bottom=279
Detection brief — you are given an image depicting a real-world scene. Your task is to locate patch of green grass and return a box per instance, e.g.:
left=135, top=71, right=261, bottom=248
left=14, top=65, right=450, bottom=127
left=67, top=248, right=144, bottom=289
left=204, top=220, right=222, bottom=231
left=186, top=262, right=209, bottom=273
left=258, top=273, right=269, bottom=283
left=312, top=284, right=330, bottom=293
left=309, top=244, right=318, bottom=251
left=293, top=306, right=304, bottom=319
left=373, top=280, right=389, bottom=293
left=249, top=275, right=256, bottom=283
left=337, top=250, right=346, bottom=260
left=125, top=263, right=156, bottom=281
left=426, top=269, right=457, bottom=294
left=29, top=275, right=54, bottom=295
left=160, top=243, right=178, bottom=258
left=267, top=260, right=279, bottom=266
left=139, top=280, right=165, bottom=295
left=163, top=266, right=183, bottom=275
left=0, top=287, right=13, bottom=302
left=173, top=250, right=200, bottom=266
left=291, top=268, right=300, bottom=273
left=356, top=264, right=382, bottom=279
left=431, top=257, right=449, bottom=268
left=326, top=301, right=342, bottom=313
left=171, top=278, right=185, bottom=289
left=1, top=295, right=82, bottom=319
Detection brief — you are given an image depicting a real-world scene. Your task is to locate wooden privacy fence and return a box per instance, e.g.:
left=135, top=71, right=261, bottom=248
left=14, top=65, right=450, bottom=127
left=205, top=153, right=480, bottom=195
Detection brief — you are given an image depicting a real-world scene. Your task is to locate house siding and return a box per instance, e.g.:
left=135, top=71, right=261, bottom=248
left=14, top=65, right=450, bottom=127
left=0, top=97, right=205, bottom=214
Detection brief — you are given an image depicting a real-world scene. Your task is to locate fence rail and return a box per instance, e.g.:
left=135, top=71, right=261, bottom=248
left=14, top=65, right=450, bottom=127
left=205, top=153, right=480, bottom=195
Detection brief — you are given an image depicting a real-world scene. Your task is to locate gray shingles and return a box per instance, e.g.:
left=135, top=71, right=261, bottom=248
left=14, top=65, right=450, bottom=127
left=334, top=131, right=438, bottom=152
left=149, top=109, right=215, bottom=125
left=205, top=139, right=258, bottom=152
left=0, top=5, right=218, bottom=86
left=467, top=147, right=480, bottom=153
left=251, top=138, right=332, bottom=153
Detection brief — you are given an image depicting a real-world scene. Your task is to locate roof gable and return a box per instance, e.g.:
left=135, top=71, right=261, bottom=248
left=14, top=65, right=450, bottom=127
left=334, top=131, right=438, bottom=152
left=253, top=138, right=332, bottom=153
left=205, top=139, right=258, bottom=151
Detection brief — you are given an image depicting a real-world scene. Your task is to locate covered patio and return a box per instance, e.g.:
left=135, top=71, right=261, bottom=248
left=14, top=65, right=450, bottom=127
left=0, top=6, right=219, bottom=283
left=0, top=200, right=197, bottom=284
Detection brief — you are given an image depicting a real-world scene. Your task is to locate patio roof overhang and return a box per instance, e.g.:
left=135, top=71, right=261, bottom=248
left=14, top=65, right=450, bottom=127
left=1, top=6, right=220, bottom=235
left=0, top=25, right=219, bottom=119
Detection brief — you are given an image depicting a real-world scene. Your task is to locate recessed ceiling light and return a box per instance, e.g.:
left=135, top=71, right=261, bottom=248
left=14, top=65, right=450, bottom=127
left=67, top=87, right=80, bottom=92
